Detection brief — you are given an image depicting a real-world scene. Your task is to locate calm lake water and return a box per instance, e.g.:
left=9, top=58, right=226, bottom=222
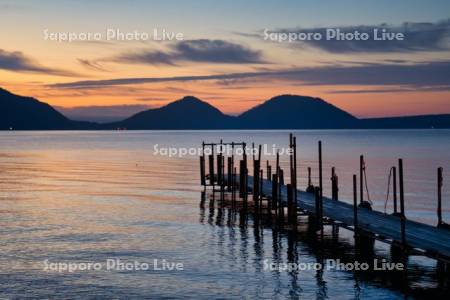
left=0, top=130, right=449, bottom=299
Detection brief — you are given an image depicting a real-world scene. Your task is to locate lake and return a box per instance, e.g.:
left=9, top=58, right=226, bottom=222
left=0, top=130, right=449, bottom=298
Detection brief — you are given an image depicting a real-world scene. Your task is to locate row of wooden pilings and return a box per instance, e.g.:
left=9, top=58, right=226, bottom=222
left=199, top=135, right=447, bottom=243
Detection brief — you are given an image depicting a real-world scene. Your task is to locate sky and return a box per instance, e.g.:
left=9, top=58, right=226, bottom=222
left=0, top=0, right=449, bottom=121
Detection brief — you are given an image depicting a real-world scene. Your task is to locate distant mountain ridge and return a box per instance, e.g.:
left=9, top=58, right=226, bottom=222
left=237, top=95, right=358, bottom=129
left=111, top=96, right=235, bottom=129
left=0, top=88, right=96, bottom=130
left=1, top=87, right=450, bottom=130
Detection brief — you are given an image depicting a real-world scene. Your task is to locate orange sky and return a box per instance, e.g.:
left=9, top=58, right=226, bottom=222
left=1, top=1, right=449, bottom=120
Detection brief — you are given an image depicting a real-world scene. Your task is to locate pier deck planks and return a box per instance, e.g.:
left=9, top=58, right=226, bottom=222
left=246, top=176, right=450, bottom=260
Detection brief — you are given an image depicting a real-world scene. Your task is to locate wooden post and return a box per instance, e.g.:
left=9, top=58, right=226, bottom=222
left=353, top=174, right=358, bottom=234
left=272, top=174, right=278, bottom=211
left=278, top=170, right=284, bottom=219
left=331, top=167, right=338, bottom=201
left=318, top=141, right=323, bottom=205
left=239, top=160, right=245, bottom=198
left=258, top=144, right=262, bottom=162
left=227, top=157, right=232, bottom=190
left=393, top=166, right=398, bottom=214
left=208, top=154, right=215, bottom=186
left=438, top=167, right=443, bottom=225
left=399, top=159, right=406, bottom=247
left=200, top=156, right=206, bottom=186
left=259, top=169, right=264, bottom=208
left=360, top=155, right=364, bottom=205
left=314, top=187, right=322, bottom=230
left=253, top=160, right=260, bottom=205
left=287, top=184, right=293, bottom=224
left=217, top=153, right=223, bottom=187
left=308, top=167, right=312, bottom=187
left=292, top=136, right=298, bottom=218
left=267, top=161, right=272, bottom=181
left=231, top=168, right=237, bottom=202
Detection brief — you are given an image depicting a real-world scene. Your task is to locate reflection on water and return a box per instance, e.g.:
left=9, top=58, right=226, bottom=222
left=0, top=130, right=449, bottom=298
left=200, top=192, right=450, bottom=298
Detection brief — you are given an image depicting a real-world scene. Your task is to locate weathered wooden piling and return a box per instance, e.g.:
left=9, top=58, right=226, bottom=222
left=208, top=154, right=215, bottom=186
left=271, top=174, right=278, bottom=211
left=353, top=174, right=358, bottom=234
left=227, top=157, right=232, bottom=190
left=287, top=183, right=294, bottom=223
left=253, top=159, right=260, bottom=205
left=318, top=141, right=323, bottom=201
left=200, top=155, right=206, bottom=186
left=331, top=167, right=338, bottom=200
left=360, top=155, right=364, bottom=205
left=398, top=158, right=406, bottom=247
left=314, top=186, right=323, bottom=231
left=306, top=167, right=314, bottom=193
left=217, top=153, right=223, bottom=187
left=437, top=167, right=444, bottom=227
left=393, top=166, right=398, bottom=214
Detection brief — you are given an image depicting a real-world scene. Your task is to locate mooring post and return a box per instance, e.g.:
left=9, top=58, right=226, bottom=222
left=314, top=186, right=322, bottom=230
left=318, top=141, right=323, bottom=210
left=331, top=167, right=338, bottom=201
left=221, top=155, right=225, bottom=198
left=201, top=142, right=206, bottom=187
left=200, top=155, right=206, bottom=186
left=307, top=167, right=314, bottom=193
left=258, top=144, right=262, bottom=162
left=360, top=155, right=364, bottom=205
left=393, top=166, right=398, bottom=214
left=287, top=184, right=294, bottom=225
left=253, top=159, right=260, bottom=205
left=209, top=154, right=215, bottom=186
left=232, top=167, right=237, bottom=202
left=438, top=167, right=443, bottom=226
left=272, top=174, right=278, bottom=211
left=289, top=134, right=293, bottom=187
left=267, top=160, right=272, bottom=181
left=279, top=169, right=284, bottom=185
left=399, top=158, right=406, bottom=247
left=217, top=152, right=223, bottom=187
left=353, top=174, right=358, bottom=235
left=293, top=136, right=298, bottom=221
left=259, top=169, right=264, bottom=209
left=278, top=169, right=284, bottom=220
left=228, top=156, right=233, bottom=190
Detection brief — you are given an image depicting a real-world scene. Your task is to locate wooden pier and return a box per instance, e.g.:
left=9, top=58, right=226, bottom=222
left=199, top=135, right=450, bottom=264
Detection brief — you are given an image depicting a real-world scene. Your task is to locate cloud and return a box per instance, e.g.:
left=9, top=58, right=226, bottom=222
left=49, top=60, right=450, bottom=89
left=111, top=39, right=265, bottom=65
left=262, top=19, right=450, bottom=53
left=77, top=59, right=109, bottom=72
left=0, top=49, right=79, bottom=76
left=327, top=86, right=450, bottom=94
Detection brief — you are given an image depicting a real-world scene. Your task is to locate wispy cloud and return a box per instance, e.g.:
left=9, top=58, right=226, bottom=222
left=50, top=60, right=450, bottom=89
left=110, top=39, right=266, bottom=65
left=0, top=49, right=79, bottom=76
left=77, top=59, right=109, bottom=72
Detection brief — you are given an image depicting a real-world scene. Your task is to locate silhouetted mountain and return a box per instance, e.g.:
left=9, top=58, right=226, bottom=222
left=237, top=95, right=358, bottom=129
left=0, top=88, right=97, bottom=130
left=111, top=96, right=235, bottom=129
left=361, top=114, right=450, bottom=129
left=1, top=87, right=450, bottom=130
